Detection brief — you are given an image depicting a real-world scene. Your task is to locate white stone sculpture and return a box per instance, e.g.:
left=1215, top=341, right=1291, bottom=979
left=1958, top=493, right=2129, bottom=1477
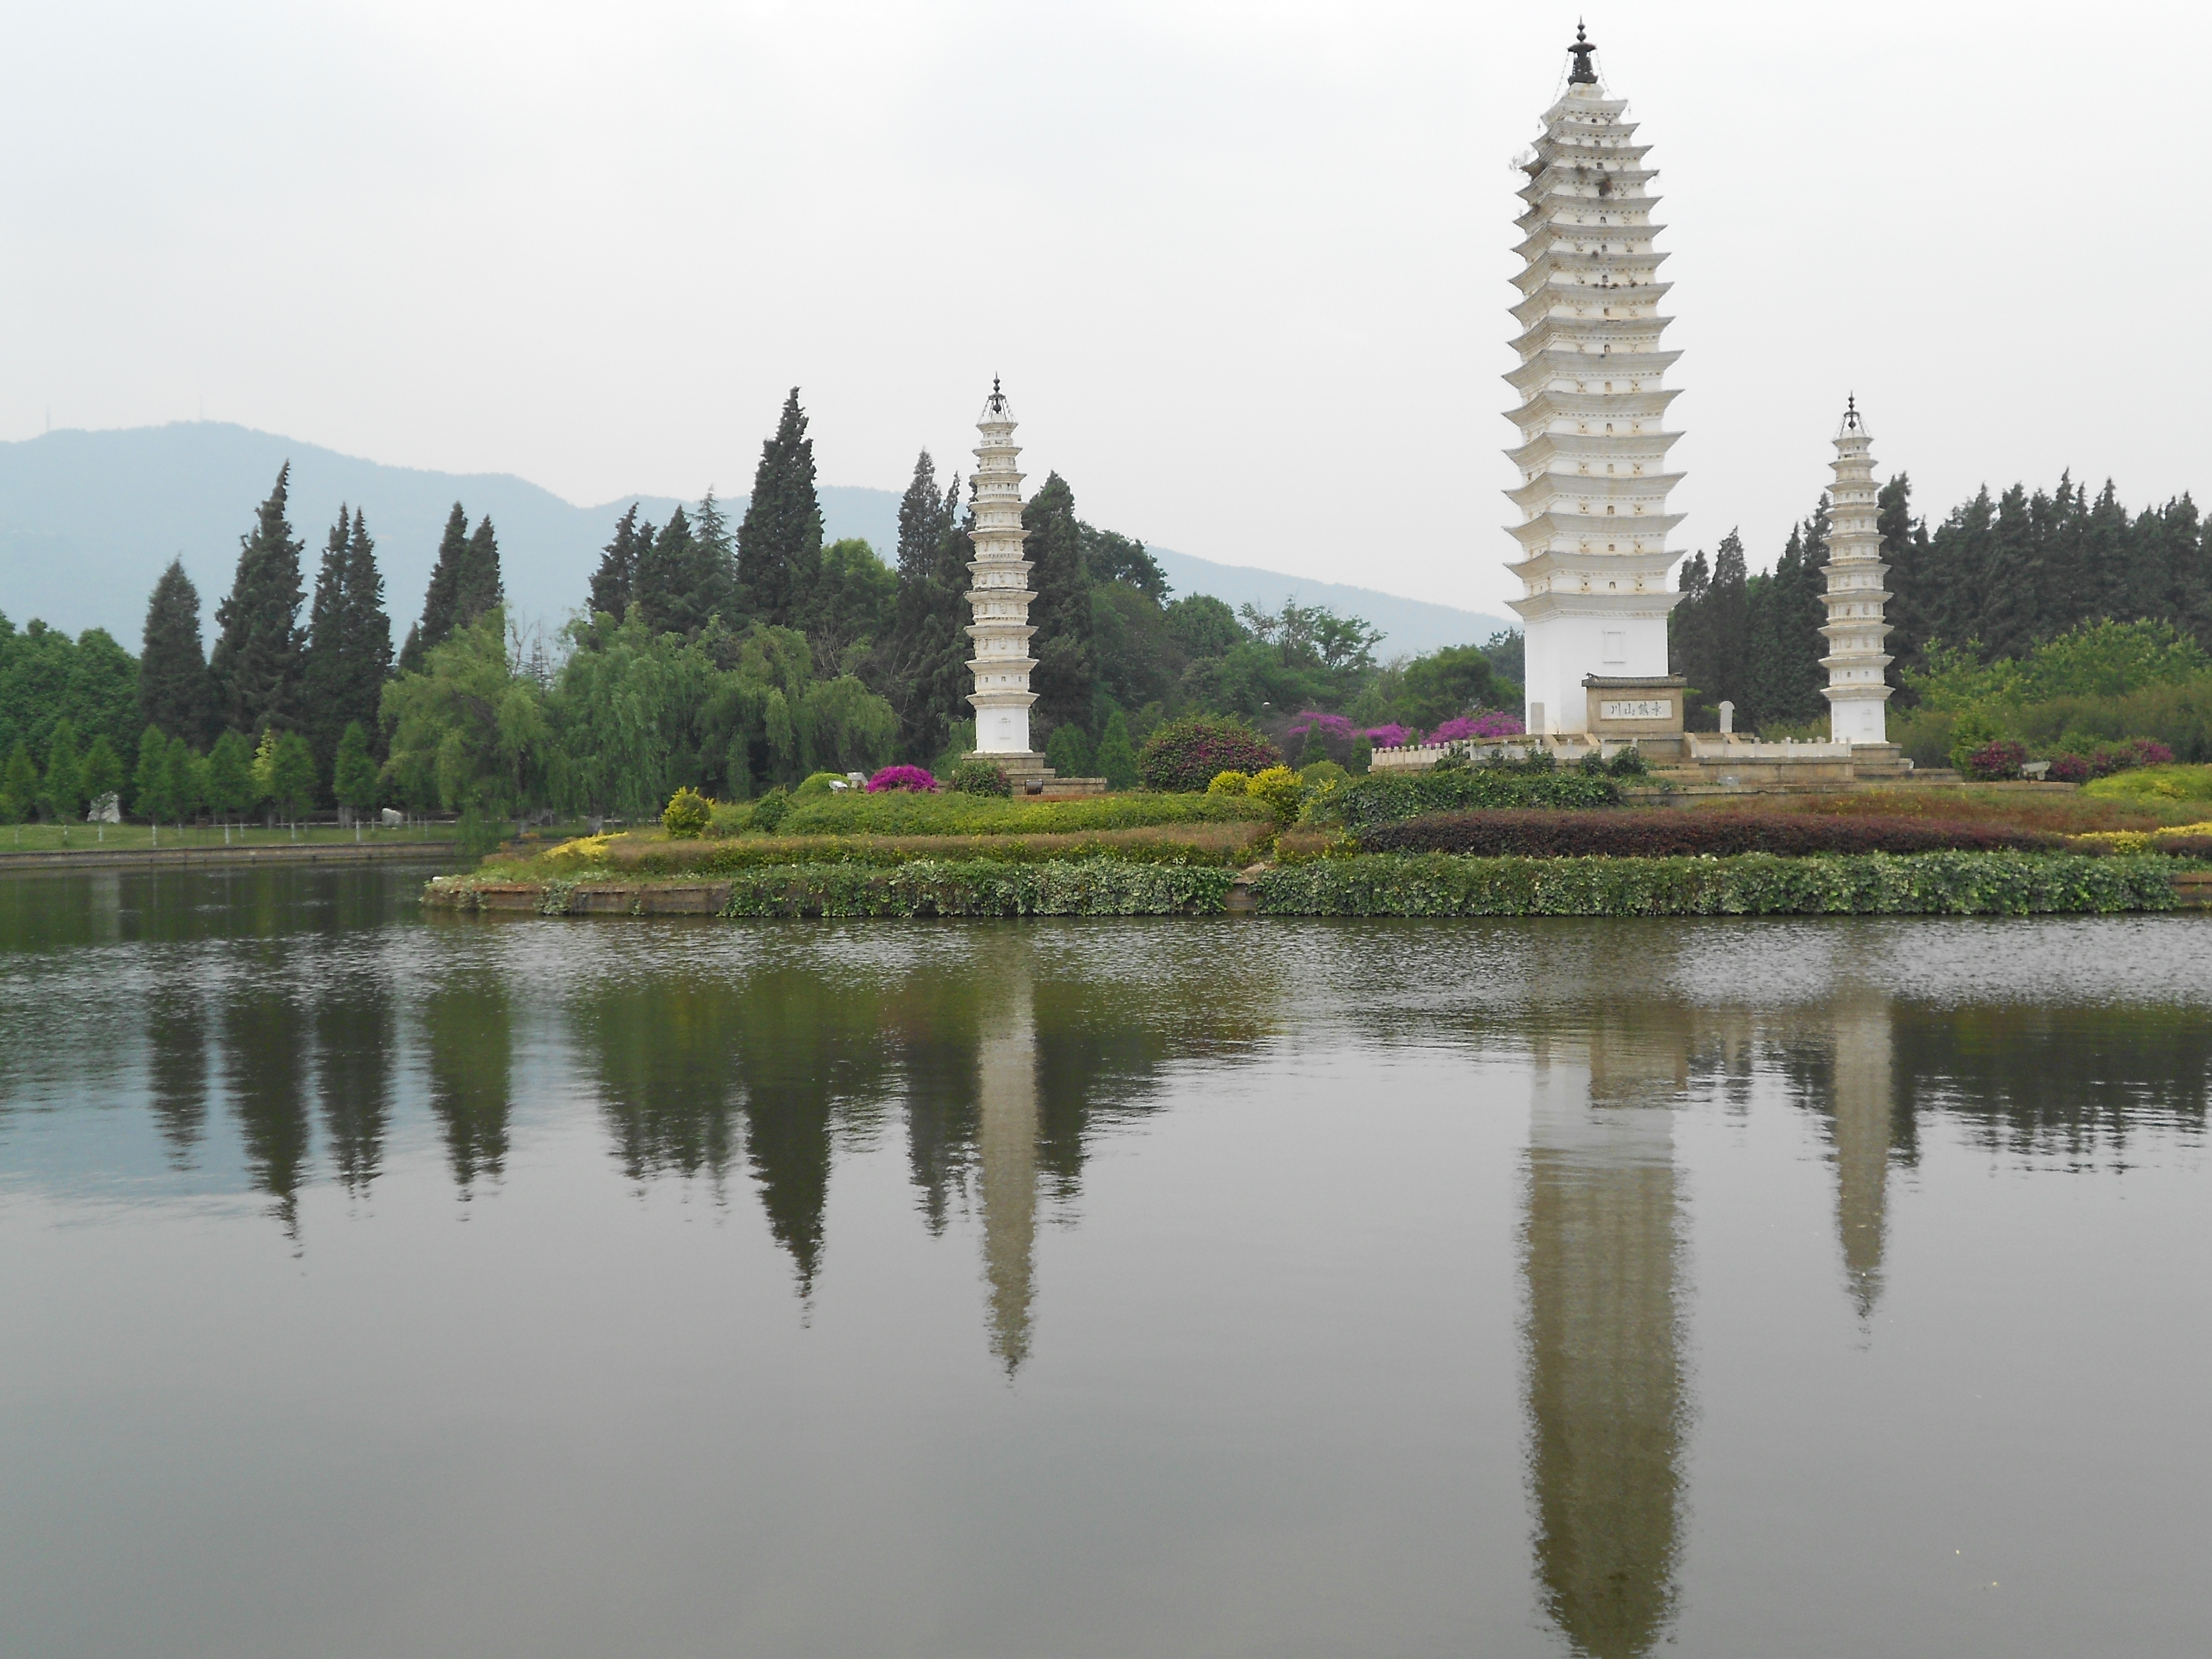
left=1503, top=25, right=1685, bottom=736
left=1820, top=397, right=1896, bottom=744
left=965, top=380, right=1039, bottom=758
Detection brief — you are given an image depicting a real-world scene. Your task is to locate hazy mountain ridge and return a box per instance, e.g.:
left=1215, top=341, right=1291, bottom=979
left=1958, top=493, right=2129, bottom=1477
left=0, top=422, right=1508, bottom=657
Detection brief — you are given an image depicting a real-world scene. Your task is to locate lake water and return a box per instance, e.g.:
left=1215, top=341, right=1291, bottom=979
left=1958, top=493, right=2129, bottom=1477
left=2, top=865, right=2208, bottom=1658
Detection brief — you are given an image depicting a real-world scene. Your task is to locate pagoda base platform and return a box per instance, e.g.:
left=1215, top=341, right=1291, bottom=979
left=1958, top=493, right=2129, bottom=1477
left=963, top=752, right=1109, bottom=797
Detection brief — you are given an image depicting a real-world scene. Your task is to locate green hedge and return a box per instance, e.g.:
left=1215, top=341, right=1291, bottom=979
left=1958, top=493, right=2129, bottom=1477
left=716, top=858, right=1235, bottom=917
left=552, top=823, right=1266, bottom=875
left=770, top=790, right=1270, bottom=837
left=1248, top=852, right=2183, bottom=917
left=1317, top=769, right=1622, bottom=829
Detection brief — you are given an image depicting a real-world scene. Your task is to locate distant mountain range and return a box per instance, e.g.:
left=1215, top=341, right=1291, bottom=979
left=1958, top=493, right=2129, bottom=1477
left=0, top=422, right=1509, bottom=658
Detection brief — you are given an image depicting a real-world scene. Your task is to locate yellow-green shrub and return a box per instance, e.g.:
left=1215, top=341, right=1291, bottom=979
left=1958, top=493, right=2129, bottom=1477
left=1207, top=769, right=1252, bottom=796
left=1245, top=764, right=1305, bottom=826
left=662, top=787, right=711, bottom=838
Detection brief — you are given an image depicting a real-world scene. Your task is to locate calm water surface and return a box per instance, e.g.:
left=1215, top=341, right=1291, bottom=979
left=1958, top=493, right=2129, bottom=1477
left=2, top=866, right=2209, bottom=1657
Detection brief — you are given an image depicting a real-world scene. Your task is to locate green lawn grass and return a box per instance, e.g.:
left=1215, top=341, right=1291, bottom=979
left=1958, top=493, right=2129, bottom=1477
left=0, top=820, right=457, bottom=855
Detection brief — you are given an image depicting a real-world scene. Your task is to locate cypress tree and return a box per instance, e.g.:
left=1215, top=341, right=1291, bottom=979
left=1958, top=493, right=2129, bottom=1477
left=40, top=718, right=82, bottom=822
left=1742, top=501, right=1832, bottom=730
left=164, top=735, right=201, bottom=823
left=736, top=388, right=824, bottom=627
left=1668, top=547, right=1711, bottom=717
left=1094, top=708, right=1138, bottom=790
left=590, top=504, right=648, bottom=620
left=333, top=722, right=379, bottom=816
left=1706, top=529, right=1751, bottom=716
left=133, top=725, right=171, bottom=822
left=80, top=735, right=124, bottom=817
left=1978, top=483, right=2040, bottom=660
left=208, top=464, right=306, bottom=737
left=414, top=504, right=472, bottom=657
left=880, top=453, right=972, bottom=761
left=206, top=729, right=255, bottom=827
left=1045, top=721, right=1094, bottom=777
left=1022, top=471, right=1093, bottom=735
left=268, top=732, right=317, bottom=826
left=139, top=558, right=211, bottom=747
left=345, top=512, right=392, bottom=733
left=303, top=505, right=392, bottom=787
left=633, top=506, right=695, bottom=635
left=1875, top=474, right=1931, bottom=682
left=457, top=516, right=503, bottom=625
left=1, top=741, right=35, bottom=823
left=689, top=490, right=740, bottom=627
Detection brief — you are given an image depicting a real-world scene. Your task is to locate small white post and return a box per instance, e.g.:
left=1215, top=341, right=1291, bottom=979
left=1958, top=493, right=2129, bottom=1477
left=1718, top=700, right=1734, bottom=735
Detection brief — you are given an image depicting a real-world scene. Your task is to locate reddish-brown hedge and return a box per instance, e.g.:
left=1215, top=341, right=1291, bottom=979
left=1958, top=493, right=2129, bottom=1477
left=1357, top=810, right=2064, bottom=858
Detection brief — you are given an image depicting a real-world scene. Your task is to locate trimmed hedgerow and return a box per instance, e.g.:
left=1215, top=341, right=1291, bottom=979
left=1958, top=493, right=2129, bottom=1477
left=511, top=822, right=1270, bottom=876
left=1138, top=716, right=1283, bottom=793
left=774, top=789, right=1268, bottom=837
left=1360, top=810, right=2060, bottom=859
left=715, top=859, right=1235, bottom=917
left=1316, top=768, right=1622, bottom=829
left=1248, top=852, right=2183, bottom=917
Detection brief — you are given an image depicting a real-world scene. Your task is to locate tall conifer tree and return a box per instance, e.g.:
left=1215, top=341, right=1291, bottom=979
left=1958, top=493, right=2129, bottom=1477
left=736, top=389, right=824, bottom=627
left=457, top=516, right=503, bottom=624
left=633, top=506, right=695, bottom=636
left=139, top=557, right=211, bottom=746
left=409, top=504, right=472, bottom=669
left=589, top=504, right=648, bottom=621
left=1022, top=471, right=1093, bottom=736
left=209, top=464, right=307, bottom=735
left=304, top=506, right=392, bottom=780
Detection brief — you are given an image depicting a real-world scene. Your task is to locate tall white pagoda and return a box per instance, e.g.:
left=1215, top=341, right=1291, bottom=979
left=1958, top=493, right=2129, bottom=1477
left=1504, top=26, right=1686, bottom=737
left=1820, top=398, right=1896, bottom=744
left=965, top=380, right=1040, bottom=759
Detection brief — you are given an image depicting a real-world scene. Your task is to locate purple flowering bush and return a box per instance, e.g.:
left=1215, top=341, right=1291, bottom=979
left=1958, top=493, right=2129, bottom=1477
left=1138, top=717, right=1283, bottom=792
left=1288, top=712, right=1357, bottom=742
left=1359, top=724, right=1413, bottom=749
left=866, top=764, right=939, bottom=794
left=1430, top=709, right=1525, bottom=743
left=1963, top=739, right=2029, bottom=780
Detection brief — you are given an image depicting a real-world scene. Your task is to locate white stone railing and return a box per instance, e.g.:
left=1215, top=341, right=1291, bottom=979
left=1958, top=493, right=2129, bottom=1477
left=1685, top=736, right=1853, bottom=761
left=1369, top=739, right=1591, bottom=772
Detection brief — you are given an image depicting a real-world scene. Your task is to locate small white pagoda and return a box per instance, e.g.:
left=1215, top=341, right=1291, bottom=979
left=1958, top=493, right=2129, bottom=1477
left=1503, top=25, right=1686, bottom=739
left=965, top=379, right=1041, bottom=762
left=1820, top=397, right=1896, bottom=745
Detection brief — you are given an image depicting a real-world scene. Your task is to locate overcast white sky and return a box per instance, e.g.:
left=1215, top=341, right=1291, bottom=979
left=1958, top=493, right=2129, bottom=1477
left=0, top=1, right=2200, bottom=615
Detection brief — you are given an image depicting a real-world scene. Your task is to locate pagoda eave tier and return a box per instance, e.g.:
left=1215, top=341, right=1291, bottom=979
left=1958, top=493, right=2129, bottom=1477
left=1508, top=547, right=1680, bottom=583
left=1507, top=429, right=1683, bottom=470
left=1507, top=590, right=1685, bottom=624
left=1507, top=472, right=1687, bottom=514
left=1513, top=260, right=1663, bottom=303
left=1522, top=160, right=1663, bottom=195
left=1506, top=387, right=1681, bottom=430
left=1511, top=279, right=1673, bottom=328
left=1504, top=349, right=1682, bottom=396
left=1513, top=222, right=1665, bottom=253
left=1507, top=511, right=1686, bottom=550
left=1509, top=314, right=1675, bottom=356
left=1536, top=132, right=1652, bottom=160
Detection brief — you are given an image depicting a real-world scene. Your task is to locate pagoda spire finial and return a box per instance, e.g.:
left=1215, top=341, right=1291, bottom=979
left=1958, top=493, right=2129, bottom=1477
left=1567, top=19, right=1598, bottom=85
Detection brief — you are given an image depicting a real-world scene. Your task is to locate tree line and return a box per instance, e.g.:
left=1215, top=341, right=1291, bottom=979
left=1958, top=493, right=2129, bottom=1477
left=1670, top=473, right=2210, bottom=734
left=5, top=387, right=1531, bottom=826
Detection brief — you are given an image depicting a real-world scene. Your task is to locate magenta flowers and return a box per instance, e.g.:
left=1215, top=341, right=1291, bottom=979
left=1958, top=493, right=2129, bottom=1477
left=1429, top=710, right=1525, bottom=743
left=866, top=765, right=940, bottom=793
